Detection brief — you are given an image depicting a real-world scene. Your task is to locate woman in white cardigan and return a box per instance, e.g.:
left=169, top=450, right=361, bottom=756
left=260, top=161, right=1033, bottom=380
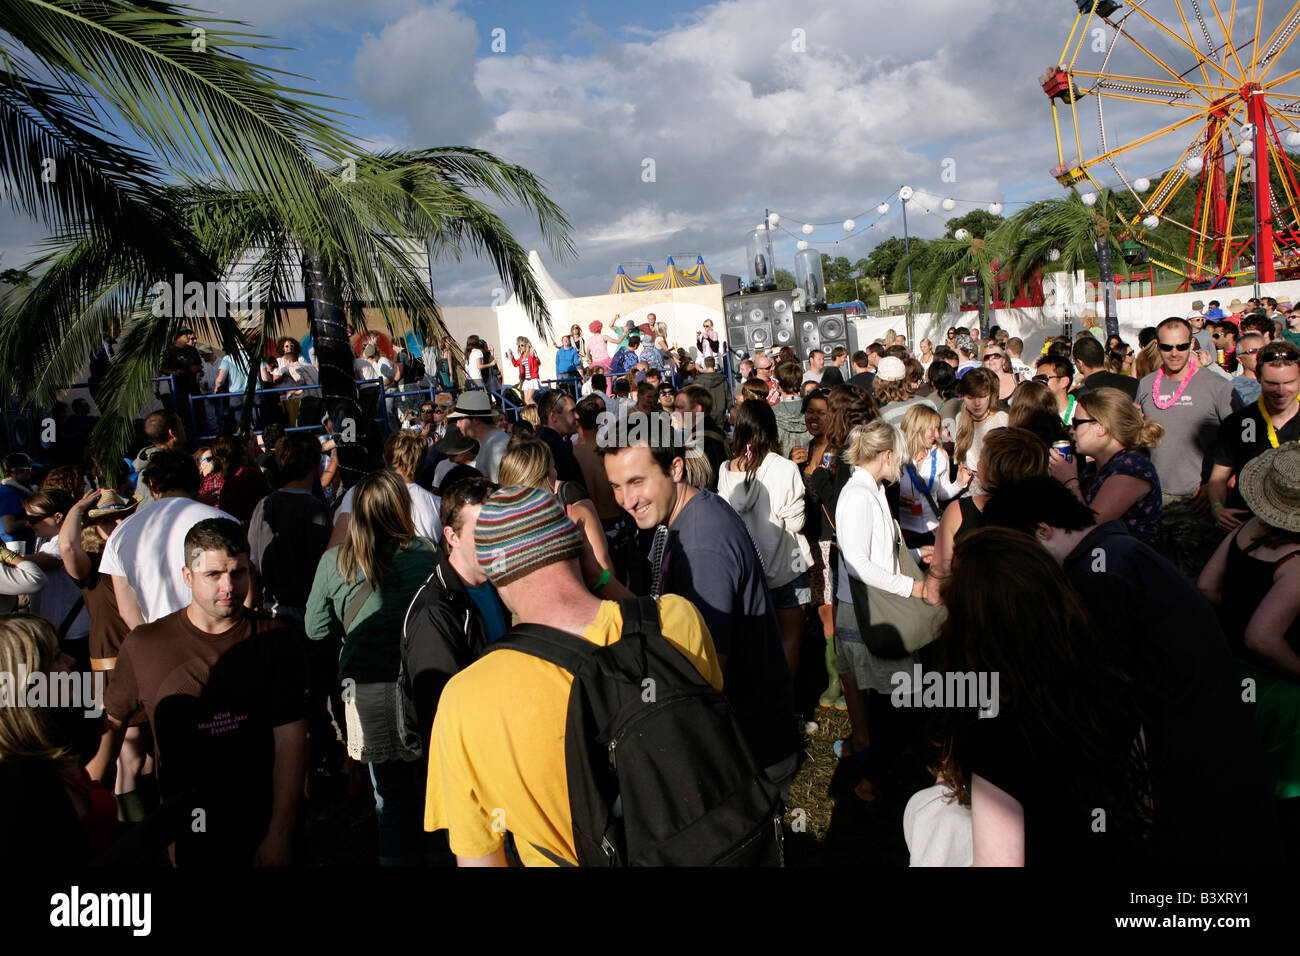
left=832, top=418, right=927, bottom=805
left=717, top=399, right=812, bottom=676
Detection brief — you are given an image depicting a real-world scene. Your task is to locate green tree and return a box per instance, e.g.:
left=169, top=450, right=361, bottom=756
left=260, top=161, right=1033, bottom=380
left=0, top=1, right=571, bottom=480
left=773, top=267, right=796, bottom=290
left=866, top=237, right=934, bottom=294
left=943, top=208, right=1004, bottom=240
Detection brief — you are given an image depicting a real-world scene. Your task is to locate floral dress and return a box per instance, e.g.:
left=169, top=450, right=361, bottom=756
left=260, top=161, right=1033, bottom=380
left=1079, top=448, right=1162, bottom=546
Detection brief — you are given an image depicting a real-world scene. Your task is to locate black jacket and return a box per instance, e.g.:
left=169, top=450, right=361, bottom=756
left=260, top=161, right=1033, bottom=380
left=400, top=551, right=503, bottom=748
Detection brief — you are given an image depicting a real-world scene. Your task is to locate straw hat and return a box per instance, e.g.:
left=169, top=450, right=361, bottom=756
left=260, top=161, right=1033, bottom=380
left=86, top=489, right=143, bottom=522
left=1227, top=298, right=1246, bottom=312
left=1238, top=444, right=1300, bottom=532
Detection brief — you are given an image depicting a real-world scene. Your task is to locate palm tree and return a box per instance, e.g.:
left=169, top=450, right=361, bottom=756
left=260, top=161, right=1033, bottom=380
left=997, top=190, right=1136, bottom=340
left=894, top=233, right=1010, bottom=339
left=0, top=2, right=572, bottom=481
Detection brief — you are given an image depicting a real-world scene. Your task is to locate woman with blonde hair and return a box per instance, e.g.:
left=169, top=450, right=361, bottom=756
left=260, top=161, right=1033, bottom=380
left=1049, top=386, right=1164, bottom=545
left=497, top=439, right=614, bottom=577
left=0, top=613, right=117, bottom=860
left=1134, top=338, right=1161, bottom=379
left=305, top=470, right=439, bottom=866
left=898, top=405, right=967, bottom=550
left=832, top=419, right=930, bottom=805
left=506, top=336, right=542, bottom=406
left=953, top=367, right=1009, bottom=472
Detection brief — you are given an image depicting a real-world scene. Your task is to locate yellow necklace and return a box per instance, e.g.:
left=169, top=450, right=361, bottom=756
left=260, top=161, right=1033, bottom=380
left=1258, top=395, right=1300, bottom=448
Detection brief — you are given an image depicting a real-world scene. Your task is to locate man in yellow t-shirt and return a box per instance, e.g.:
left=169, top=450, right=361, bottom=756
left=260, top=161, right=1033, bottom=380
left=423, top=485, right=720, bottom=867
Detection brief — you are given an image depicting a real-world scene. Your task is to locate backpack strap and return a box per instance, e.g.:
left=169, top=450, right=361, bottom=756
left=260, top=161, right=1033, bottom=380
left=491, top=623, right=599, bottom=674
left=490, top=597, right=662, bottom=673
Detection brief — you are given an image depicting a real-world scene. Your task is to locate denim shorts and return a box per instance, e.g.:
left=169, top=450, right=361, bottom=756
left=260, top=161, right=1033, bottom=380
left=771, top=571, right=811, bottom=610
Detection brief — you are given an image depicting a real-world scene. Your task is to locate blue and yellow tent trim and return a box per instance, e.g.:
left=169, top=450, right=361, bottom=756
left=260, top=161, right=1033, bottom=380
left=610, top=256, right=715, bottom=294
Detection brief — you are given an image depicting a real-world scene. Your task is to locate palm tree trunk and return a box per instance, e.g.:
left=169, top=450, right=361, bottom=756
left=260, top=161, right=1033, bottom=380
left=302, top=248, right=372, bottom=491
left=1095, top=236, right=1119, bottom=340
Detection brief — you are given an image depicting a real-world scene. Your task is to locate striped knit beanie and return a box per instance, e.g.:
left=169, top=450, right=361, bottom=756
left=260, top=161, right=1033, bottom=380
left=475, top=485, right=584, bottom=587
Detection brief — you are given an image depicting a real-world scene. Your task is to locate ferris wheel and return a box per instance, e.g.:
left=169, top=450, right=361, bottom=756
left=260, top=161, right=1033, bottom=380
left=1044, top=0, right=1300, bottom=287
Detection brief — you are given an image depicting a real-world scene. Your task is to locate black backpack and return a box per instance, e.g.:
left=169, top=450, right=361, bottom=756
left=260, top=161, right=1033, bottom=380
left=490, top=596, right=784, bottom=866
left=400, top=348, right=426, bottom=384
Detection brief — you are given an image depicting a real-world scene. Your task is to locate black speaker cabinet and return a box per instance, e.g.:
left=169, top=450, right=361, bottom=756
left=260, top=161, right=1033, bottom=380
left=796, top=310, right=855, bottom=359
left=723, top=290, right=795, bottom=356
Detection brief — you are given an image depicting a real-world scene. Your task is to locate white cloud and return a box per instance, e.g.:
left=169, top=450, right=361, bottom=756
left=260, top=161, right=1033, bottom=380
left=352, top=2, right=487, bottom=145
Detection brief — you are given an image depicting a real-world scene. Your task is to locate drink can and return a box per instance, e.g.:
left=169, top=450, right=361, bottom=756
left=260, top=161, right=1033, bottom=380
left=1052, top=440, right=1073, bottom=463
left=821, top=451, right=837, bottom=470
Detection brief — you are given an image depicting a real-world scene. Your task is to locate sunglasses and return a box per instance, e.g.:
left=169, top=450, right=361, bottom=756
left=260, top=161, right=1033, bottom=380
left=1158, top=342, right=1192, bottom=352
left=23, top=512, right=49, bottom=521
left=1070, top=416, right=1098, bottom=427
left=984, top=354, right=1003, bottom=361
left=1210, top=333, right=1230, bottom=340
left=199, top=456, right=214, bottom=464
left=1032, top=374, right=1050, bottom=383
left=1239, top=347, right=1262, bottom=357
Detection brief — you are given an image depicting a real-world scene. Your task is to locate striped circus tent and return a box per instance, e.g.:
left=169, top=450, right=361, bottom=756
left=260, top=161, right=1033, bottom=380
left=609, top=256, right=715, bottom=294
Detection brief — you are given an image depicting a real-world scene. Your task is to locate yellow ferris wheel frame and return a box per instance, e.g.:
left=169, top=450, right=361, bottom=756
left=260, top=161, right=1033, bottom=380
left=1045, top=0, right=1300, bottom=286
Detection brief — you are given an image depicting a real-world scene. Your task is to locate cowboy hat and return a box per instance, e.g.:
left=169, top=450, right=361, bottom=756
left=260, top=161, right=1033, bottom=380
left=435, top=430, right=479, bottom=458
left=86, top=489, right=143, bottom=522
left=1238, top=444, right=1300, bottom=533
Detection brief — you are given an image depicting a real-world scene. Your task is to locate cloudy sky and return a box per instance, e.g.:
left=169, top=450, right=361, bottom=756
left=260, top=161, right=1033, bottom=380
left=3, top=0, right=1285, bottom=304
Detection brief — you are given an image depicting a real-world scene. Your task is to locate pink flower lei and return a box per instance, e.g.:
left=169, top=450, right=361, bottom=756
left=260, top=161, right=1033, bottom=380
left=1152, top=355, right=1198, bottom=410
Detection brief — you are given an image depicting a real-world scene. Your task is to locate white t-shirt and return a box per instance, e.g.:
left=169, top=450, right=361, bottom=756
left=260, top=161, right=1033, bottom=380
left=99, top=497, right=240, bottom=624
left=353, top=357, right=376, bottom=380
left=464, top=348, right=484, bottom=382
left=336, top=481, right=442, bottom=541
left=30, top=538, right=90, bottom=640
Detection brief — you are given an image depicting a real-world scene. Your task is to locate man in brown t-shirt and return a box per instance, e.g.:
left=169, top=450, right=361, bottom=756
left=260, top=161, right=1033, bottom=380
left=90, top=519, right=309, bottom=866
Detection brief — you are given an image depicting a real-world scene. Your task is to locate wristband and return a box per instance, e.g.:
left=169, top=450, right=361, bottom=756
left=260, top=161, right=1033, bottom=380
left=590, top=568, right=611, bottom=594
left=1211, top=501, right=1223, bottom=511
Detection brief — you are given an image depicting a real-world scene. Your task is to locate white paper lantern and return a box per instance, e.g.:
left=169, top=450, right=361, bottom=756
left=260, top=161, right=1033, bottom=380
left=801, top=223, right=815, bottom=235
left=843, top=219, right=856, bottom=232
left=989, top=202, right=1004, bottom=215
left=899, top=186, right=914, bottom=202
left=1143, top=215, right=1160, bottom=229
left=1133, top=177, right=1150, bottom=193
left=767, top=212, right=781, bottom=227
left=1239, top=139, right=1254, bottom=157
left=796, top=240, right=809, bottom=251
left=1081, top=191, right=1098, bottom=206
left=877, top=202, right=890, bottom=215
left=954, top=228, right=971, bottom=240
left=942, top=197, right=956, bottom=211
left=1185, top=156, right=1204, bottom=175
left=1287, top=131, right=1300, bottom=148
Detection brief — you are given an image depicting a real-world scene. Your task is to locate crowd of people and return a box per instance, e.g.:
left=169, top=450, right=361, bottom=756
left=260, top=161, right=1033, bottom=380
left=2, top=293, right=1299, bottom=867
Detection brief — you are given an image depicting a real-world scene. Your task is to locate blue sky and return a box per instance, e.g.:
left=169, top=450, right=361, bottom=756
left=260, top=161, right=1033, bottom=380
left=3, top=1, right=1288, bottom=304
